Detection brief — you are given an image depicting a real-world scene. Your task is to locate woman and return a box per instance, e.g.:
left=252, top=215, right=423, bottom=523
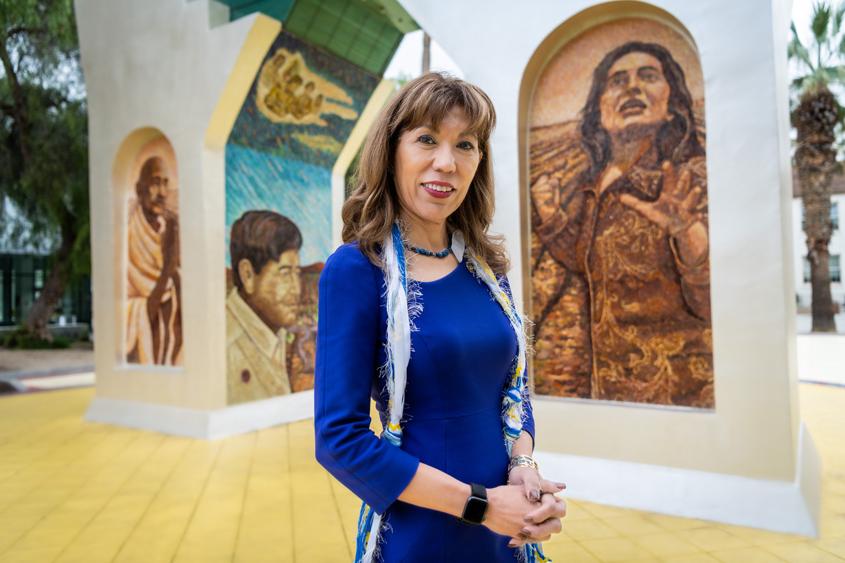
left=315, top=73, right=566, bottom=563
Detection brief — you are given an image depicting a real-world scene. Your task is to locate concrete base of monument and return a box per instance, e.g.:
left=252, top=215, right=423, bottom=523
left=85, top=391, right=314, bottom=440
left=797, top=334, right=845, bottom=387
left=535, top=422, right=821, bottom=537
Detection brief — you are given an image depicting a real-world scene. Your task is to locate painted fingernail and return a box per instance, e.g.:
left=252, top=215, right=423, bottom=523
left=530, top=489, right=541, bottom=501
left=556, top=482, right=567, bottom=489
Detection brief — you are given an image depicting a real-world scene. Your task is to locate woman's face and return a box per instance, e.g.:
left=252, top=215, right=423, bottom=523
left=394, top=107, right=482, bottom=230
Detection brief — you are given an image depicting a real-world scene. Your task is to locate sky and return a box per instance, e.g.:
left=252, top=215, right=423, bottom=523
left=791, top=0, right=814, bottom=80
left=793, top=0, right=813, bottom=39
left=383, top=30, right=463, bottom=80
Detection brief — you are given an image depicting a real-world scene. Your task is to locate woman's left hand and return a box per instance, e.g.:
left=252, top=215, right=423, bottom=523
left=507, top=467, right=566, bottom=547
left=508, top=465, right=565, bottom=503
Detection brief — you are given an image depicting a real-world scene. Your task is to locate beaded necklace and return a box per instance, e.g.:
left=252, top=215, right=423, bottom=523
left=405, top=244, right=451, bottom=259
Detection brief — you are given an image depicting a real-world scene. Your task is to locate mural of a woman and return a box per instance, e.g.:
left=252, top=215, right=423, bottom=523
left=529, top=28, right=713, bottom=408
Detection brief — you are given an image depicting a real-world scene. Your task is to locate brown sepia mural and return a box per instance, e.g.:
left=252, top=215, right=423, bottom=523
left=226, top=210, right=306, bottom=402
left=125, top=137, right=182, bottom=366
left=529, top=19, right=713, bottom=408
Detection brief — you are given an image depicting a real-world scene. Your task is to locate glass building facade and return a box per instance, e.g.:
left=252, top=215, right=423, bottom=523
left=0, top=253, right=91, bottom=327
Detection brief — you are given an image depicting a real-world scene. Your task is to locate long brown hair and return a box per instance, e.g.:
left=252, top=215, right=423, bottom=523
left=580, top=41, right=704, bottom=183
left=341, top=72, right=509, bottom=274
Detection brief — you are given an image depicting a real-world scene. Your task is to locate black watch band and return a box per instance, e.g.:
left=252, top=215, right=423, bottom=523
left=460, top=482, right=488, bottom=525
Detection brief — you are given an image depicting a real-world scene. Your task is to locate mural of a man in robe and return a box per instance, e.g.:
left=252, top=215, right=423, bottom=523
left=126, top=156, right=182, bottom=365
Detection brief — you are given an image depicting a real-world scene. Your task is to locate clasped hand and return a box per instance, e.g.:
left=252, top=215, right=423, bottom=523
left=483, top=467, right=566, bottom=548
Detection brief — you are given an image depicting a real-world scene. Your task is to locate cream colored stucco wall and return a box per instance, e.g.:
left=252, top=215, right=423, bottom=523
left=77, top=0, right=280, bottom=410
left=399, top=0, right=803, bottom=482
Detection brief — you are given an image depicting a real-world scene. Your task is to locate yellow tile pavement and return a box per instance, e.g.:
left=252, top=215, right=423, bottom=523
left=632, top=532, right=701, bottom=558
left=0, top=383, right=842, bottom=562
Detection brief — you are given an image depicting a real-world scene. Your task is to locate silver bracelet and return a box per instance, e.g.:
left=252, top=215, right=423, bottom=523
left=508, top=454, right=539, bottom=472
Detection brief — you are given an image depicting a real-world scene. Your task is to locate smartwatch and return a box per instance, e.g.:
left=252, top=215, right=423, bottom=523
left=460, top=482, right=488, bottom=525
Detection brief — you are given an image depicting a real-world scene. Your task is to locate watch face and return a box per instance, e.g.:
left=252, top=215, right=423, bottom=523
left=462, top=495, right=488, bottom=525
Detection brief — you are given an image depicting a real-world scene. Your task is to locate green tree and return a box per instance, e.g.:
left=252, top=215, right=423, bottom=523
left=789, top=1, right=845, bottom=332
left=0, top=0, right=89, bottom=339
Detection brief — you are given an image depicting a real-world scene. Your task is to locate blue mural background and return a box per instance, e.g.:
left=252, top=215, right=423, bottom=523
left=225, top=31, right=379, bottom=266
left=226, top=149, right=332, bottom=265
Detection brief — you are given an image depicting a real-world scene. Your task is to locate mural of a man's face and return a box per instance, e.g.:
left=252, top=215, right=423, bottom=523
left=599, top=52, right=671, bottom=137
left=137, top=158, right=169, bottom=217
left=239, top=249, right=301, bottom=332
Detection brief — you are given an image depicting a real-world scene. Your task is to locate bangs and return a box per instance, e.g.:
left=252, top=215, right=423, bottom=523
left=395, top=76, right=496, bottom=141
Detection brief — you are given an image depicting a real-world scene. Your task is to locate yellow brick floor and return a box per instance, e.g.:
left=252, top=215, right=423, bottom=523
left=0, top=384, right=843, bottom=562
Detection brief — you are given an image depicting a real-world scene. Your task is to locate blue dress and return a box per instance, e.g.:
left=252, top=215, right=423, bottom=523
left=315, top=243, right=535, bottom=562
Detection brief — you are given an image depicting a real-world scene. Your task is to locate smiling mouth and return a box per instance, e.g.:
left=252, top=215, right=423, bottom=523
left=619, top=98, right=647, bottom=113
left=420, top=182, right=455, bottom=198
left=421, top=182, right=453, bottom=192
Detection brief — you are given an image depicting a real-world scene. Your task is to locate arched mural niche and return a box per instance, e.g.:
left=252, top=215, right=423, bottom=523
left=522, top=6, right=713, bottom=408
left=112, top=130, right=183, bottom=367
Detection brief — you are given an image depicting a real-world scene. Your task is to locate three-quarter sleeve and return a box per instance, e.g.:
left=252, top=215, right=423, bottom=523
left=499, top=275, right=537, bottom=449
left=314, top=245, right=420, bottom=514
left=521, top=394, right=536, bottom=449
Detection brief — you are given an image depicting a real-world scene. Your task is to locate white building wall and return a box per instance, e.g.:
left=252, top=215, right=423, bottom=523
left=792, top=195, right=845, bottom=309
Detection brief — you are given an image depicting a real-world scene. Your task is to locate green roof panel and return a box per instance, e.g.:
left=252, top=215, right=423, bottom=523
left=357, top=0, right=417, bottom=33
left=216, top=0, right=418, bottom=75
left=217, top=0, right=295, bottom=22
left=285, top=0, right=416, bottom=75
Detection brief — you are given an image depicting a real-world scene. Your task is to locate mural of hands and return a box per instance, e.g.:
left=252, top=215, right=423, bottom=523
left=619, top=160, right=709, bottom=264
left=530, top=174, right=562, bottom=223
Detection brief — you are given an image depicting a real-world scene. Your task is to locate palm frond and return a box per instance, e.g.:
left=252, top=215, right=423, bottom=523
left=820, top=66, right=836, bottom=85
left=812, top=2, right=833, bottom=45
left=790, top=29, right=815, bottom=70
left=835, top=1, right=845, bottom=34
left=838, top=25, right=845, bottom=56
left=822, top=64, right=845, bottom=83
left=802, top=73, right=827, bottom=95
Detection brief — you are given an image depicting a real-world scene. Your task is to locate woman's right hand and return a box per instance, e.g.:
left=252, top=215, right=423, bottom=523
left=509, top=491, right=566, bottom=547
left=483, top=484, right=542, bottom=539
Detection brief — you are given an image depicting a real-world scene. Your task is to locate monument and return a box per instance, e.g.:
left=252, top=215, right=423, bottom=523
left=78, top=0, right=819, bottom=536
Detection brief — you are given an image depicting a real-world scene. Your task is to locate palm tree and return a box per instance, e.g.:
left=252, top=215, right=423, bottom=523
left=789, top=1, right=844, bottom=332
